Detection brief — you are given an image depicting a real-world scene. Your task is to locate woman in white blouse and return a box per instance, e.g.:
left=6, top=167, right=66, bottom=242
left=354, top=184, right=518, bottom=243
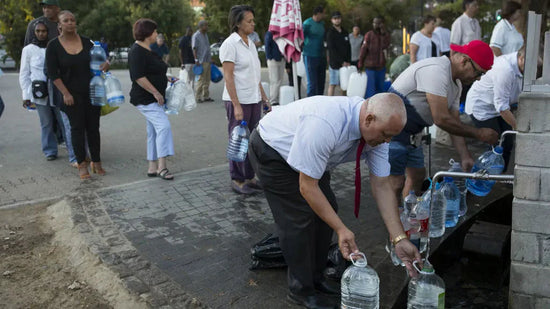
left=220, top=5, right=269, bottom=194
left=410, top=15, right=440, bottom=63
left=490, top=1, right=523, bottom=57
left=19, top=22, right=59, bottom=161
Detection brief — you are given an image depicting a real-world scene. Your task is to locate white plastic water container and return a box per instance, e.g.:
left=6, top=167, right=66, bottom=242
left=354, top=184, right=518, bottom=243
left=261, top=82, right=269, bottom=100
left=89, top=72, right=106, bottom=106
left=279, top=85, right=294, bottom=106
left=339, top=65, right=357, bottom=91
left=341, top=252, right=379, bottom=309
left=346, top=72, right=368, bottom=98
left=296, top=55, right=306, bottom=78
left=104, top=72, right=124, bottom=107
left=407, top=260, right=445, bottom=309
left=90, top=41, right=106, bottom=74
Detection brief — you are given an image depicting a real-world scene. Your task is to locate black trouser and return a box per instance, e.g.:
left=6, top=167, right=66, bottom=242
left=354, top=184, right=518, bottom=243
left=63, top=92, right=101, bottom=163
left=248, top=130, right=337, bottom=296
left=470, top=115, right=514, bottom=171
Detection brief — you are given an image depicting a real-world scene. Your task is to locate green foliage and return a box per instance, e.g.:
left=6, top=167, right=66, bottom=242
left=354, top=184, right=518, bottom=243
left=0, top=0, right=195, bottom=67
left=0, top=0, right=36, bottom=66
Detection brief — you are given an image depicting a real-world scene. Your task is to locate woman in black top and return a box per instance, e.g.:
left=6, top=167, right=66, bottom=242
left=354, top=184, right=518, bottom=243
left=46, top=10, right=109, bottom=179
left=128, top=18, right=175, bottom=180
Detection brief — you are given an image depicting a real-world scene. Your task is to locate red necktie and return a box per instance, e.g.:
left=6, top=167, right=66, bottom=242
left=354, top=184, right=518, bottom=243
left=354, top=139, right=366, bottom=218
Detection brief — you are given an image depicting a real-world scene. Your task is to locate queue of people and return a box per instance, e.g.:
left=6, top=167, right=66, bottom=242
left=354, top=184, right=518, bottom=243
left=14, top=2, right=531, bottom=308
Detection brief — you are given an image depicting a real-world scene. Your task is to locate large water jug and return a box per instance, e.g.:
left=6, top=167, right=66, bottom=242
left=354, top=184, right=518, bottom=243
left=165, top=80, right=187, bottom=115
left=466, top=146, right=505, bottom=197
left=90, top=72, right=106, bottom=106
left=279, top=85, right=294, bottom=106
left=448, top=159, right=467, bottom=217
left=90, top=41, right=106, bottom=74
left=407, top=260, right=445, bottom=309
left=227, top=121, right=250, bottom=162
left=347, top=72, right=368, bottom=98
left=428, top=182, right=446, bottom=238
left=441, top=178, right=460, bottom=228
left=339, top=65, right=358, bottom=91
left=341, top=252, right=379, bottom=309
left=104, top=72, right=124, bottom=107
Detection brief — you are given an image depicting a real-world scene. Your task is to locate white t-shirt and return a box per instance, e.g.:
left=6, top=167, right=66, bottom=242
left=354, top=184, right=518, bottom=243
left=450, top=13, right=482, bottom=45
left=219, top=32, right=262, bottom=104
left=490, top=19, right=524, bottom=56
left=434, top=27, right=451, bottom=52
left=391, top=56, right=461, bottom=127
left=466, top=52, right=523, bottom=120
left=258, top=96, right=390, bottom=179
left=410, top=31, right=441, bottom=62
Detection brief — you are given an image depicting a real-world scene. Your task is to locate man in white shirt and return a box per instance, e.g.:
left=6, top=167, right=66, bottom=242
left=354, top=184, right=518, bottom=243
left=450, top=0, right=481, bottom=46
left=249, top=93, right=421, bottom=308
left=434, top=17, right=451, bottom=56
left=388, top=40, right=499, bottom=198
left=466, top=47, right=525, bottom=170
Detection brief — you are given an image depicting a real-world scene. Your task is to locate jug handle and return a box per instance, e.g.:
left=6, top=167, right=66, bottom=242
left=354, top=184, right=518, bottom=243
left=349, top=252, right=367, bottom=266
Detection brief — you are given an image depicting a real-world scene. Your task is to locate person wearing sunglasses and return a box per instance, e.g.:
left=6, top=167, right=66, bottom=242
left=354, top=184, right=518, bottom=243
left=386, top=40, right=499, bottom=202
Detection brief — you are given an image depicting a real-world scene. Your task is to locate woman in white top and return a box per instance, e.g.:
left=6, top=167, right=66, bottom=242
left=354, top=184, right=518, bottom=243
left=410, top=15, right=440, bottom=63
left=490, top=1, right=523, bottom=57
left=220, top=5, right=269, bottom=194
left=19, top=22, right=58, bottom=160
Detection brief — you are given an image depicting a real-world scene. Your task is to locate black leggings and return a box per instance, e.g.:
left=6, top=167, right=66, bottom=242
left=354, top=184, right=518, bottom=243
left=63, top=92, right=101, bottom=163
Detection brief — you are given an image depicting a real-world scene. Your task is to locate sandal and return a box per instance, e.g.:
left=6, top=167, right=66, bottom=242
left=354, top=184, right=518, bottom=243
left=78, top=162, right=91, bottom=180
left=147, top=172, right=157, bottom=177
left=157, top=168, right=174, bottom=180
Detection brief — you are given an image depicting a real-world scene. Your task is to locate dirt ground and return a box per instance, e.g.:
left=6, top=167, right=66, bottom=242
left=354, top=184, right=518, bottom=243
left=0, top=202, right=146, bottom=309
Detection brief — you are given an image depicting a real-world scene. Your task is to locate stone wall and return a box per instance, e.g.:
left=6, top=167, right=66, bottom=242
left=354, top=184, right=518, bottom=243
left=510, top=92, right=550, bottom=308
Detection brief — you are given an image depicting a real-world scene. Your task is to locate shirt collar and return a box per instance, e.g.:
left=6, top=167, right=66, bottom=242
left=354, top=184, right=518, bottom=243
left=462, top=13, right=474, bottom=21
left=504, top=52, right=523, bottom=77
left=230, top=32, right=250, bottom=47
left=503, top=19, right=516, bottom=31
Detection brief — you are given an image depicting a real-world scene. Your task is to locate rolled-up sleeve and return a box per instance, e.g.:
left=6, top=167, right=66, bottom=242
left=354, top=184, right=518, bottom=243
left=365, top=143, right=390, bottom=177
left=492, top=70, right=513, bottom=112
left=287, top=115, right=336, bottom=179
left=489, top=22, right=505, bottom=49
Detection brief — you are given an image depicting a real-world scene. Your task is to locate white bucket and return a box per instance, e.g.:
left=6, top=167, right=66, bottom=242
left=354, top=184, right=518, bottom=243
left=279, top=86, right=294, bottom=106
left=346, top=72, right=368, bottom=97
left=339, top=66, right=357, bottom=91
left=261, top=82, right=270, bottom=100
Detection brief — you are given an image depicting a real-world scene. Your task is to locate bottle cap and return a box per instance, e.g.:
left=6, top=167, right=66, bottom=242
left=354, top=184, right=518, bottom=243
left=493, top=146, right=504, bottom=154
left=241, top=120, right=247, bottom=126
left=443, top=177, right=453, bottom=182
left=94, top=41, right=100, bottom=45
left=409, top=190, right=415, bottom=196
left=435, top=182, right=441, bottom=190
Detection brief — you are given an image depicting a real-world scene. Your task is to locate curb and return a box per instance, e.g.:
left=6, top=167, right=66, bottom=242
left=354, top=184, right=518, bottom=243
left=65, top=191, right=209, bottom=309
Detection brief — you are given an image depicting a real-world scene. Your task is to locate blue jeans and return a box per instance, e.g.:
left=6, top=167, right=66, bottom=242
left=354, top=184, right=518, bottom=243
left=59, top=110, right=79, bottom=163
left=35, top=104, right=60, bottom=157
left=303, top=55, right=326, bottom=97
left=365, top=67, right=386, bottom=98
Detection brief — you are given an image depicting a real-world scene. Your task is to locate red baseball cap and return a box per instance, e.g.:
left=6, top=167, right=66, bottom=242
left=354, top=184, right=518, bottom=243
left=450, top=40, right=494, bottom=71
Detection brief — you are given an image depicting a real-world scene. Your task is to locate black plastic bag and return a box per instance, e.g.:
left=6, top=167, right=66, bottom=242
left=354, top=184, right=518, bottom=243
left=250, top=233, right=284, bottom=259
left=324, top=243, right=351, bottom=281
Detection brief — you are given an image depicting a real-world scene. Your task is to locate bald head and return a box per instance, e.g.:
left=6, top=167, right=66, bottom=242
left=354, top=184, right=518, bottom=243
left=365, top=93, right=406, bottom=127
left=360, top=93, right=407, bottom=147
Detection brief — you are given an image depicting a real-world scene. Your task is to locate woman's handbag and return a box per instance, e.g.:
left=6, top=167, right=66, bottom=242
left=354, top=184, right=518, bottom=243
left=32, top=80, right=48, bottom=98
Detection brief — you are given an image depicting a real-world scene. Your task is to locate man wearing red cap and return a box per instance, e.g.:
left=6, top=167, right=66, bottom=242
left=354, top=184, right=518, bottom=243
left=387, top=40, right=499, bottom=199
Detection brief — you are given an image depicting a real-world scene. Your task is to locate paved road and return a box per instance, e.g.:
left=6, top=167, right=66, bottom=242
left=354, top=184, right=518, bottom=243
left=0, top=68, right=301, bottom=206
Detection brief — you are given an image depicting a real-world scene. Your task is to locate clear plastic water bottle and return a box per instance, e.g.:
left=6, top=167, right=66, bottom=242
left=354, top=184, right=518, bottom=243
left=407, top=260, right=445, bottom=309
left=341, top=252, right=379, bottom=309
left=90, top=72, right=106, bottom=106
left=226, top=121, right=250, bottom=162
left=104, top=72, right=124, bottom=107
left=428, top=182, right=446, bottom=238
left=90, top=41, right=106, bottom=74
left=466, top=146, right=505, bottom=197
left=441, top=177, right=460, bottom=228
left=404, top=190, right=417, bottom=213
left=448, top=159, right=468, bottom=217
left=414, top=200, right=429, bottom=253
left=407, top=210, right=421, bottom=250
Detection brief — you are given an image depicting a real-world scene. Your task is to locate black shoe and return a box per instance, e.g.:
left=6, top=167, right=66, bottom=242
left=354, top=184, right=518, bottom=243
left=315, top=280, right=340, bottom=295
left=287, top=292, right=337, bottom=309
left=46, top=155, right=57, bottom=161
